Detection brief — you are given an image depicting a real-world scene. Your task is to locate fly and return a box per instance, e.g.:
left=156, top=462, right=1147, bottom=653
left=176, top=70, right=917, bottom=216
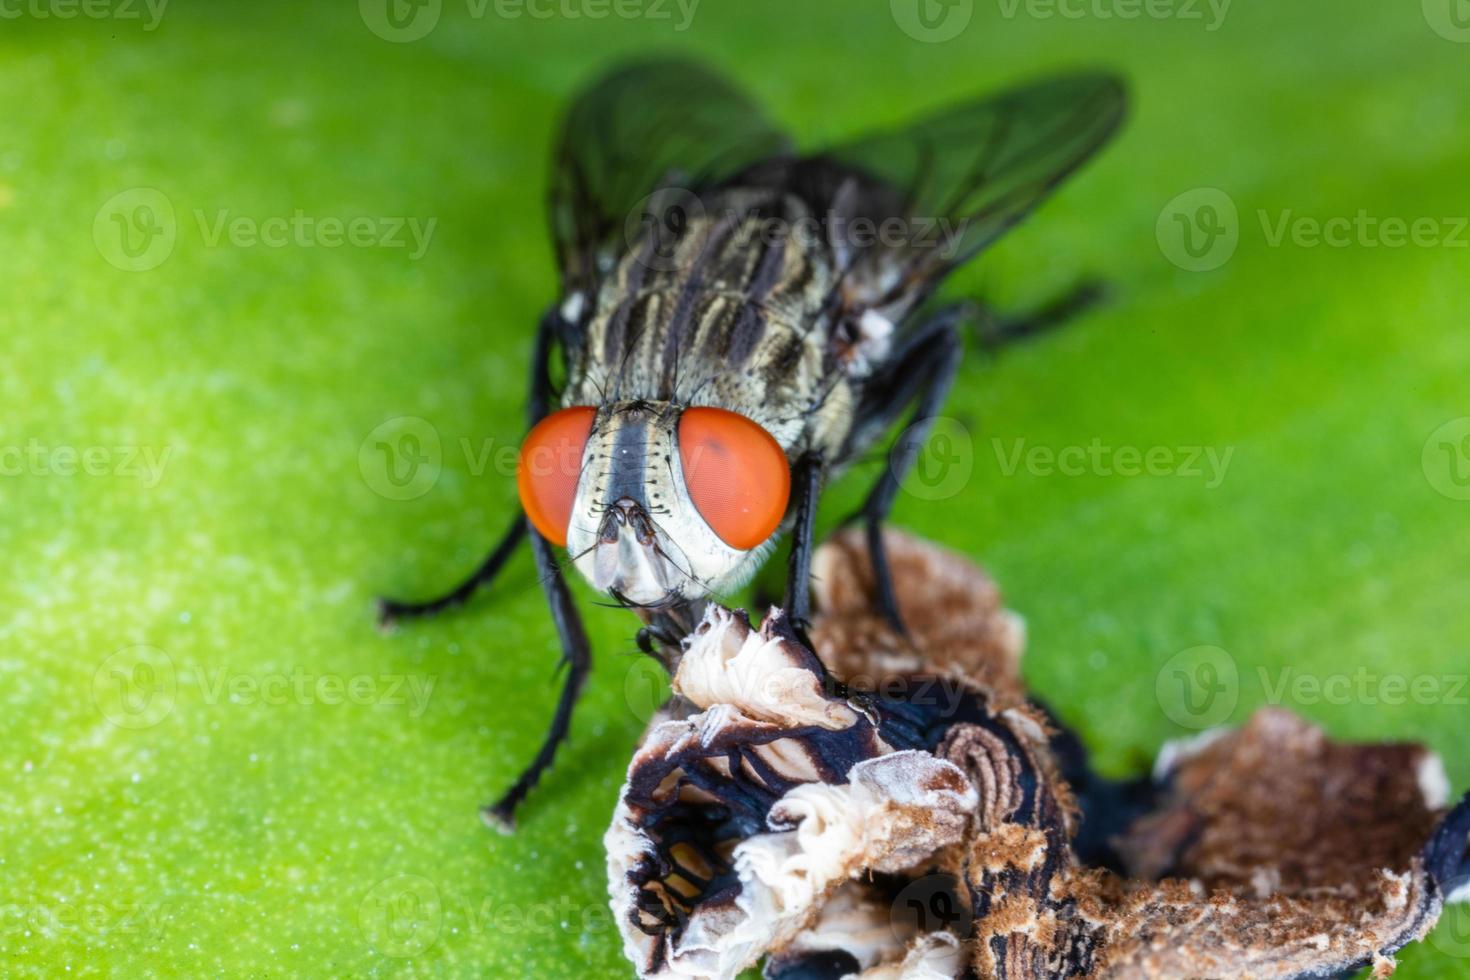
left=378, top=59, right=1128, bottom=829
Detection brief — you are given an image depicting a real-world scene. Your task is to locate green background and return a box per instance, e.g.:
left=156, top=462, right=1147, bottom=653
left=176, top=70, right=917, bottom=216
left=3, top=0, right=1469, bottom=975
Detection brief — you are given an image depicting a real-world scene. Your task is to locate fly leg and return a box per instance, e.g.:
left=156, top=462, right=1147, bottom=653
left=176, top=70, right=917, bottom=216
left=482, top=525, right=592, bottom=832
left=634, top=623, right=683, bottom=678
left=374, top=304, right=591, bottom=829
left=782, top=453, right=825, bottom=642
left=635, top=624, right=680, bottom=656
left=973, top=279, right=1109, bottom=352
left=378, top=516, right=527, bottom=626
left=375, top=308, right=567, bottom=625
left=850, top=307, right=965, bottom=635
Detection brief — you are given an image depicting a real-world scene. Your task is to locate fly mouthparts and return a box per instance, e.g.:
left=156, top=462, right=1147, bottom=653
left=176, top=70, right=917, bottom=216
left=599, top=496, right=656, bottom=545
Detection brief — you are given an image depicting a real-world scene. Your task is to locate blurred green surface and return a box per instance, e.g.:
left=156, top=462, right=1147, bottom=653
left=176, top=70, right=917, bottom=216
left=3, top=0, right=1469, bottom=975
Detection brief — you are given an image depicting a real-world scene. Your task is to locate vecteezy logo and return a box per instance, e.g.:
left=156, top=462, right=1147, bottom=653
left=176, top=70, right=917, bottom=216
left=1423, top=417, right=1470, bottom=501
left=623, top=658, right=672, bottom=724
left=625, top=187, right=708, bottom=274
left=92, top=645, right=177, bottom=729
left=1155, top=645, right=1238, bottom=729
left=1430, top=895, right=1470, bottom=958
left=1156, top=188, right=1239, bottom=272
left=896, top=417, right=974, bottom=501
left=890, top=875, right=973, bottom=941
left=358, top=875, right=442, bottom=958
left=360, top=0, right=442, bottom=42
left=1424, top=0, right=1470, bottom=42
left=359, top=417, right=442, bottom=501
left=93, top=188, right=177, bottom=272
left=890, top=0, right=973, bottom=42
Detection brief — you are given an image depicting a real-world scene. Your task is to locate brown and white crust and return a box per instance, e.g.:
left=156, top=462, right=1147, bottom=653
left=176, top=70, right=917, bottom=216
left=809, top=529, right=1027, bottom=710
left=605, top=604, right=985, bottom=980
left=605, top=531, right=1470, bottom=980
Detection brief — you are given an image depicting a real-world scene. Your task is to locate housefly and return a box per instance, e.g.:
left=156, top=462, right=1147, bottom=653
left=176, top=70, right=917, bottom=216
left=379, top=60, right=1127, bottom=829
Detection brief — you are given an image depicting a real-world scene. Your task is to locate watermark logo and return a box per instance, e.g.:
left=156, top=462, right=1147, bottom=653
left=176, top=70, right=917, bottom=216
left=361, top=0, right=698, bottom=41
left=359, top=875, right=443, bottom=958
left=94, top=188, right=176, bottom=272
left=0, top=0, right=169, bottom=30
left=1259, top=666, right=1466, bottom=708
left=641, top=661, right=971, bottom=726
left=995, top=0, right=1231, bottom=31
left=360, top=0, right=442, bottom=41
left=890, top=875, right=972, bottom=940
left=896, top=417, right=975, bottom=501
left=891, top=0, right=974, bottom=42
left=623, top=658, right=672, bottom=724
left=354, top=877, right=613, bottom=957
left=194, top=210, right=436, bottom=258
left=1258, top=209, right=1468, bottom=250
left=624, top=192, right=971, bottom=274
left=1423, top=417, right=1470, bottom=501
left=489, top=0, right=698, bottom=29
left=0, top=900, right=169, bottom=940
left=0, top=441, right=172, bottom=487
left=1157, top=187, right=1239, bottom=272
left=625, top=187, right=709, bottom=274
left=1424, top=0, right=1470, bottom=42
left=992, top=437, right=1234, bottom=488
left=360, top=416, right=443, bottom=501
left=92, top=645, right=177, bottom=729
left=1431, top=898, right=1470, bottom=958
left=1155, top=644, right=1237, bottom=729
left=92, top=648, right=437, bottom=726
left=1161, top=189, right=1469, bottom=271
left=96, top=188, right=437, bottom=271
left=193, top=668, right=437, bottom=715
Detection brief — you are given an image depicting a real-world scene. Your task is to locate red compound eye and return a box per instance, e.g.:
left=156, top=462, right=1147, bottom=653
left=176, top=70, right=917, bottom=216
left=678, top=407, right=790, bottom=550
left=517, top=407, right=596, bottom=547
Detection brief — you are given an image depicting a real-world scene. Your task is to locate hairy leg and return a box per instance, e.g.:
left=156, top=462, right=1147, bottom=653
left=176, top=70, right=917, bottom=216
left=973, top=279, right=1109, bottom=352
left=377, top=515, right=527, bottom=625
left=853, top=314, right=964, bottom=633
left=782, top=453, right=825, bottom=640
left=482, top=525, right=592, bottom=832
left=374, top=307, right=565, bottom=621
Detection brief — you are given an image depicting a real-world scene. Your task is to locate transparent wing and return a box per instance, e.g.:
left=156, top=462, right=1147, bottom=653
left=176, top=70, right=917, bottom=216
left=799, top=71, right=1128, bottom=313
left=549, top=59, right=792, bottom=295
